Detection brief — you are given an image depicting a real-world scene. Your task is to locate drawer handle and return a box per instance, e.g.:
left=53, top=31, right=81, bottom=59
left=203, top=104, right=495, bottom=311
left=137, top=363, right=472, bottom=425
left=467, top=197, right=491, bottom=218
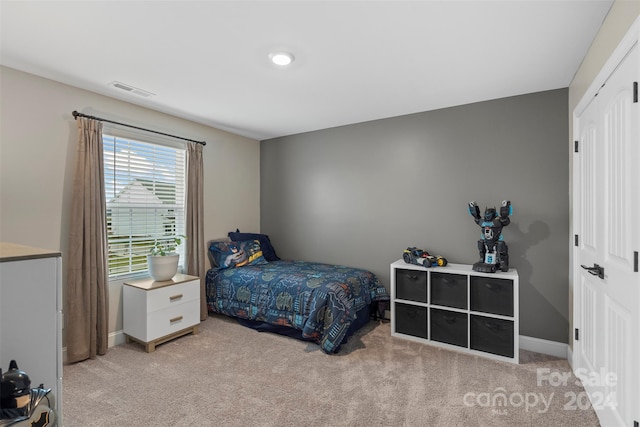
left=403, top=309, right=418, bottom=319
left=484, top=321, right=502, bottom=331
left=170, top=316, right=183, bottom=323
left=484, top=283, right=502, bottom=292
left=169, top=294, right=183, bottom=301
left=405, top=274, right=419, bottom=281
left=444, top=316, right=457, bottom=324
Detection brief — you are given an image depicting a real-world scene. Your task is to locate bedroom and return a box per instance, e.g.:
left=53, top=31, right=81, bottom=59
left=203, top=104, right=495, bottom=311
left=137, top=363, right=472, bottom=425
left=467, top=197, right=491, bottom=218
left=0, top=1, right=638, bottom=426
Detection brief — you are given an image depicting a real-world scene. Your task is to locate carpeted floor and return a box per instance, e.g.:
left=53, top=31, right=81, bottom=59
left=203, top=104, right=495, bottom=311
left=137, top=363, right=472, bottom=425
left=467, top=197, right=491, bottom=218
left=63, top=314, right=600, bottom=426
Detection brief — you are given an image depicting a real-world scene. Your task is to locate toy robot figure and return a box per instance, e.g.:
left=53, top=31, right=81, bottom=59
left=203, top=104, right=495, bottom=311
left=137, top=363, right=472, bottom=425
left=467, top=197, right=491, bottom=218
left=468, top=200, right=512, bottom=273
left=1, top=360, right=55, bottom=426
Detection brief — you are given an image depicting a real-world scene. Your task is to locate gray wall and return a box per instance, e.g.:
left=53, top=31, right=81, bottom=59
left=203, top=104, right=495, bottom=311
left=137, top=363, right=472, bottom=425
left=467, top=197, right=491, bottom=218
left=261, top=89, right=569, bottom=343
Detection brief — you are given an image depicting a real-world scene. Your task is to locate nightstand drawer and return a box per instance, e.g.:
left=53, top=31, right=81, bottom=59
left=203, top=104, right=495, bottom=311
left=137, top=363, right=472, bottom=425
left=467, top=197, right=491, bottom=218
left=147, top=299, right=200, bottom=341
left=146, top=279, right=199, bottom=312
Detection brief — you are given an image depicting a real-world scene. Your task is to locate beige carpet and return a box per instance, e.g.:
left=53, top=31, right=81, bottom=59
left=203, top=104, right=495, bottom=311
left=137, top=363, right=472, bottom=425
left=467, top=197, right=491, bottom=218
left=63, top=314, right=599, bottom=426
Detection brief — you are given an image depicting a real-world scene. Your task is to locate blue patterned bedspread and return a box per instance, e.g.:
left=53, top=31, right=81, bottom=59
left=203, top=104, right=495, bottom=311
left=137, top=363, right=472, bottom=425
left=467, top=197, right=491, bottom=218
left=205, top=260, right=389, bottom=353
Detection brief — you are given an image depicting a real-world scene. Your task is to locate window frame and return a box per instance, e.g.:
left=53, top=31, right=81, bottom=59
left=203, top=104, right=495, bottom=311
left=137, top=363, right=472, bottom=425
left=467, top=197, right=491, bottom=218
left=102, top=125, right=187, bottom=280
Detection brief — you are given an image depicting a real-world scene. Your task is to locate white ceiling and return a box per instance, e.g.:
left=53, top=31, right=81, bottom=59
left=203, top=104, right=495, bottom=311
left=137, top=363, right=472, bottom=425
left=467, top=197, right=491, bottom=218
left=1, top=0, right=613, bottom=141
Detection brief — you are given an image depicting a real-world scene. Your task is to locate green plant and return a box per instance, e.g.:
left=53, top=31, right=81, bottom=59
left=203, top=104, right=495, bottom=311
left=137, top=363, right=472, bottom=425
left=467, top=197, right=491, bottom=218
left=149, top=235, right=186, bottom=256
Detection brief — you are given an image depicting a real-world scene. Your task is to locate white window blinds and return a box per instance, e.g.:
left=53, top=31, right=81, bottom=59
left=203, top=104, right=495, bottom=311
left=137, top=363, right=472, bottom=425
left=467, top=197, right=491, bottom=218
left=103, top=134, right=186, bottom=278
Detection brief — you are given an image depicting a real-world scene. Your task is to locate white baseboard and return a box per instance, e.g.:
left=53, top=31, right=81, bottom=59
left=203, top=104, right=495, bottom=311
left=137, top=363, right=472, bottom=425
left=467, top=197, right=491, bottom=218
left=109, top=330, right=127, bottom=348
left=519, top=335, right=568, bottom=359
left=566, top=345, right=574, bottom=369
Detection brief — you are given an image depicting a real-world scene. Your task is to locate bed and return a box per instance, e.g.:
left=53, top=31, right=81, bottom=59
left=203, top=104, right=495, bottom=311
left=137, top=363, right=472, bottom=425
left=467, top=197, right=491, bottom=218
left=205, top=232, right=389, bottom=354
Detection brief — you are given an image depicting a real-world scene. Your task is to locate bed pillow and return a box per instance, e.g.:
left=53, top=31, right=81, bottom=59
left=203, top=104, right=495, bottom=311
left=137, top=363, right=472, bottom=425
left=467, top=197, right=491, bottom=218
left=209, top=239, right=267, bottom=269
left=228, top=230, right=280, bottom=262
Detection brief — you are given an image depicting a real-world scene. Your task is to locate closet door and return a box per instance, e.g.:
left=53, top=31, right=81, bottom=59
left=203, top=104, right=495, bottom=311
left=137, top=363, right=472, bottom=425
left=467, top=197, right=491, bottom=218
left=573, top=38, right=639, bottom=426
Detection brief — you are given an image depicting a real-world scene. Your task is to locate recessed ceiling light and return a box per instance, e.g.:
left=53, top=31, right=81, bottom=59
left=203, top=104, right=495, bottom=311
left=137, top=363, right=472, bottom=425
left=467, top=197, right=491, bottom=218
left=269, top=51, right=294, bottom=67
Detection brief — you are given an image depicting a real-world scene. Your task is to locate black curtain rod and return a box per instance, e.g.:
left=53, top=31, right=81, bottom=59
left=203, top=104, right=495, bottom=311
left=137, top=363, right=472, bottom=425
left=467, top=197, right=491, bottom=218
left=72, top=111, right=206, bottom=146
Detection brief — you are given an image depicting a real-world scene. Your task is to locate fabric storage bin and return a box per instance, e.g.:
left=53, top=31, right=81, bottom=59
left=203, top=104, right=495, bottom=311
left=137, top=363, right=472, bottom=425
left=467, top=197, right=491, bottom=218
left=470, top=315, right=514, bottom=358
left=470, top=276, right=513, bottom=316
left=395, top=302, right=428, bottom=339
left=430, top=308, right=467, bottom=347
left=395, top=269, right=428, bottom=303
left=431, top=272, right=467, bottom=309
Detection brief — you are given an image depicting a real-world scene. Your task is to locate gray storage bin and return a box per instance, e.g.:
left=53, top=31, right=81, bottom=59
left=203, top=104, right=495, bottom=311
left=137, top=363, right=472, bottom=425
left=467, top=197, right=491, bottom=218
left=396, top=269, right=427, bottom=303
left=431, top=272, right=467, bottom=309
left=470, top=276, right=513, bottom=316
left=470, top=315, right=514, bottom=358
left=395, top=302, right=428, bottom=339
left=430, top=308, right=467, bottom=348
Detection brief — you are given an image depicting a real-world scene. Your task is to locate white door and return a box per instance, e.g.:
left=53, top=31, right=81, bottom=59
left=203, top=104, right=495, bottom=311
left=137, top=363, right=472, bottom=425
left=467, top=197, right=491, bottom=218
left=573, top=38, right=640, bottom=426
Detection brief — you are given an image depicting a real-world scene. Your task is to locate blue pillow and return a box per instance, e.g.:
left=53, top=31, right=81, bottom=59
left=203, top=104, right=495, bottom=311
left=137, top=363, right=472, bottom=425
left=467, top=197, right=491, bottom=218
left=209, top=240, right=267, bottom=269
left=228, top=230, right=280, bottom=262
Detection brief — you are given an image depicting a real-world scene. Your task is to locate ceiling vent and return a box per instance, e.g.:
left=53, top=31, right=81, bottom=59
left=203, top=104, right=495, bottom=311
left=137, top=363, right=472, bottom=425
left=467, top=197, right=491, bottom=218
left=108, top=81, right=155, bottom=98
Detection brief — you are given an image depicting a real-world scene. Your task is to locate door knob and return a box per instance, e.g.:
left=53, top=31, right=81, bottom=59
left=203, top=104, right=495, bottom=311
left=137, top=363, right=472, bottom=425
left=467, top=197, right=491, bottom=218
left=581, top=263, right=605, bottom=279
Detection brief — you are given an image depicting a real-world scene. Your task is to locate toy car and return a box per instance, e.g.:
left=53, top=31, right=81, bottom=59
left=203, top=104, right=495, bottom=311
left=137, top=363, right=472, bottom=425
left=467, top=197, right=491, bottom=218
left=403, top=247, right=448, bottom=268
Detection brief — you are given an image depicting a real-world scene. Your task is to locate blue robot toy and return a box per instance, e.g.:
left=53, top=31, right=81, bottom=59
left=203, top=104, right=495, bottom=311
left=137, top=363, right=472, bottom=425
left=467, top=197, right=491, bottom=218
left=468, top=200, right=512, bottom=273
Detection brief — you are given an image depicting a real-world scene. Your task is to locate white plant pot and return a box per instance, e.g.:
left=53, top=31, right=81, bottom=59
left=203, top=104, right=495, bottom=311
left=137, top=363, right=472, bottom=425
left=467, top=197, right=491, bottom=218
left=147, top=254, right=179, bottom=281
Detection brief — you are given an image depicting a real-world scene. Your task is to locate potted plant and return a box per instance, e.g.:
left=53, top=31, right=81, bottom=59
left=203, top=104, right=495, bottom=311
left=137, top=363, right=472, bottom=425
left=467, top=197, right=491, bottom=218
left=147, top=235, right=185, bottom=281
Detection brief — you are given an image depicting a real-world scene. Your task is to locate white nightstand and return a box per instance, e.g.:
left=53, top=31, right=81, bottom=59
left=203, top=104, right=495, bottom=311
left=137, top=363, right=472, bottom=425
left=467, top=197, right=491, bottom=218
left=123, top=273, right=200, bottom=352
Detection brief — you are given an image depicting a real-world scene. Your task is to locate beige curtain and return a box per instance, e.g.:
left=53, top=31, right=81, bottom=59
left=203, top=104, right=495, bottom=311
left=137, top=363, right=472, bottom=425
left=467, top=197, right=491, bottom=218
left=186, top=143, right=207, bottom=320
left=66, top=117, right=109, bottom=363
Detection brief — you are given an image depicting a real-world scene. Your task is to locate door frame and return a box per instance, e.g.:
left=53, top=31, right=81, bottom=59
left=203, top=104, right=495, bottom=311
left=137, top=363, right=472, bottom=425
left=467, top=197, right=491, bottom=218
left=572, top=15, right=639, bottom=360
left=571, top=14, right=639, bottom=426
left=573, top=17, right=639, bottom=119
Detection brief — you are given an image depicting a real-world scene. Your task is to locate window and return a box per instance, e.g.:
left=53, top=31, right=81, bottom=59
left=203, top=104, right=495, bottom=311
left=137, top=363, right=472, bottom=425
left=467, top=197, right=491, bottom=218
left=103, top=133, right=186, bottom=278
